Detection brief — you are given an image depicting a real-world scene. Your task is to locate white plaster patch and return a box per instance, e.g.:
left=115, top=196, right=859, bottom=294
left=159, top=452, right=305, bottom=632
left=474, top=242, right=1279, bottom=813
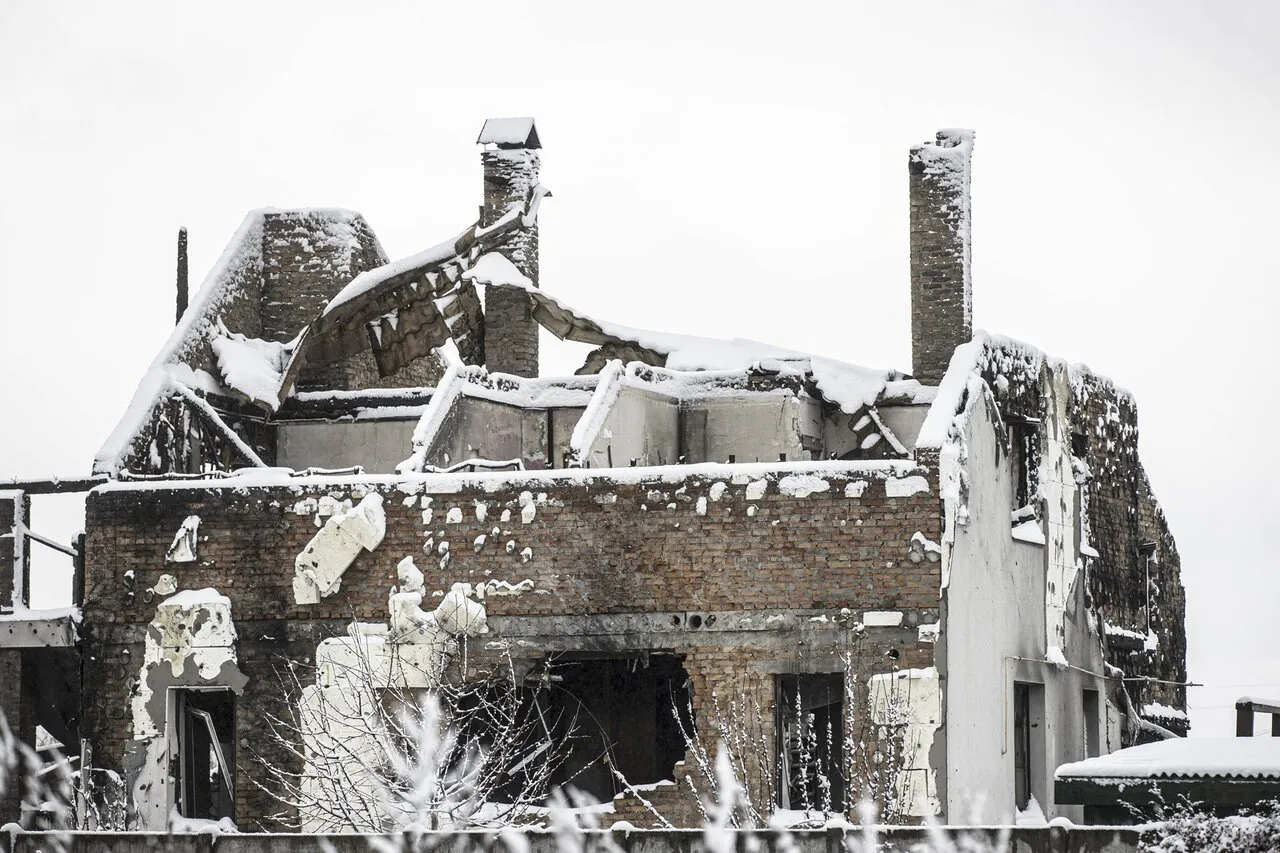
left=445, top=507, right=463, bottom=524
left=709, top=482, right=727, bottom=502
left=695, top=497, right=708, bottom=516
left=886, top=475, right=930, bottom=497
left=745, top=479, right=767, bottom=500
left=863, top=610, right=904, bottom=627
left=292, top=493, right=386, bottom=604
left=844, top=481, right=868, bottom=498
left=130, top=587, right=244, bottom=829
left=474, top=501, right=488, bottom=522
left=918, top=622, right=940, bottom=643
left=869, top=666, right=941, bottom=817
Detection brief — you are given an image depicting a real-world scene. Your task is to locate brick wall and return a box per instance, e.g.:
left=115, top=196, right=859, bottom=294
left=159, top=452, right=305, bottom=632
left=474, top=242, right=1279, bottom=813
left=82, top=467, right=942, bottom=828
left=908, top=131, right=973, bottom=386
left=481, top=148, right=540, bottom=377
left=1070, top=375, right=1187, bottom=718
left=259, top=210, right=445, bottom=393
left=0, top=493, right=28, bottom=608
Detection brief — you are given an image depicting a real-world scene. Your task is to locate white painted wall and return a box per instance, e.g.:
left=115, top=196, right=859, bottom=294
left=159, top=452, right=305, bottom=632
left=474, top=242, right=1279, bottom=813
left=277, top=419, right=418, bottom=474
left=584, top=385, right=678, bottom=468
left=941, top=381, right=1116, bottom=824
left=877, top=405, right=930, bottom=452
left=683, top=393, right=820, bottom=463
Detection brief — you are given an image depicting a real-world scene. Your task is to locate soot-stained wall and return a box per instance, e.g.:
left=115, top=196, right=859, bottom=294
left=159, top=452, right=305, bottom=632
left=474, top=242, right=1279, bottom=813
left=81, top=465, right=943, bottom=828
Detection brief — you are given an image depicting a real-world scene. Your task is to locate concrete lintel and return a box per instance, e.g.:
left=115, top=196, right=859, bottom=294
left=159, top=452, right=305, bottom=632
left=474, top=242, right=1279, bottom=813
left=0, top=615, right=77, bottom=647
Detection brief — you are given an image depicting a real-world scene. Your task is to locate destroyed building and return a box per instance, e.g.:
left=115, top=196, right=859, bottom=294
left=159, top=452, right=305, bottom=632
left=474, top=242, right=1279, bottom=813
left=0, top=119, right=1187, bottom=829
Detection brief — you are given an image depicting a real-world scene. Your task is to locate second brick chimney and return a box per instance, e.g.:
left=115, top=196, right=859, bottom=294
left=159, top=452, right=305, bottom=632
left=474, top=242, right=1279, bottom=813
left=478, top=117, right=541, bottom=378
left=909, top=129, right=974, bottom=385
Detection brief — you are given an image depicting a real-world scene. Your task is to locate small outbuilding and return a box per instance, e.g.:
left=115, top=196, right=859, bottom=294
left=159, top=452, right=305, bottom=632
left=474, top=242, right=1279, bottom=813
left=1056, top=738, right=1280, bottom=823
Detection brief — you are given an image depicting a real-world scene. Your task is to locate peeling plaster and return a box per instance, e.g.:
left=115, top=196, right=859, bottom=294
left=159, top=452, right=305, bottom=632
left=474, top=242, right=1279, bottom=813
left=870, top=666, right=941, bottom=817
left=127, top=588, right=246, bottom=830
left=292, top=493, right=387, bottom=604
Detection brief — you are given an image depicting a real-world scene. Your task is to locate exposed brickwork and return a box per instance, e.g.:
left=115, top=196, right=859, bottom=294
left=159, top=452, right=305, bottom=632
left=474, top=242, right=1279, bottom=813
left=81, top=468, right=942, bottom=828
left=1070, top=376, right=1187, bottom=719
left=481, top=148, right=540, bottom=377
left=909, top=131, right=973, bottom=385
left=258, top=210, right=444, bottom=394
left=0, top=493, right=29, bottom=608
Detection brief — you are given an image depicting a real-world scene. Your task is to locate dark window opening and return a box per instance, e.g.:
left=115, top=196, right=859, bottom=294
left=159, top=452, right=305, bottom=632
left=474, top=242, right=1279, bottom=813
left=1013, top=684, right=1030, bottom=810
left=173, top=689, right=235, bottom=822
left=776, top=674, right=844, bottom=810
left=1013, top=682, right=1044, bottom=812
left=535, top=655, right=692, bottom=803
left=1083, top=689, right=1101, bottom=758
left=1010, top=423, right=1040, bottom=513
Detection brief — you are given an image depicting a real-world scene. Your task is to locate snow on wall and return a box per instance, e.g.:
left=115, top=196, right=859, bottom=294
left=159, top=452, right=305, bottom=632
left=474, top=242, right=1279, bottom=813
left=1040, top=362, right=1081, bottom=654
left=165, top=515, right=200, bottom=563
left=292, top=493, right=387, bottom=604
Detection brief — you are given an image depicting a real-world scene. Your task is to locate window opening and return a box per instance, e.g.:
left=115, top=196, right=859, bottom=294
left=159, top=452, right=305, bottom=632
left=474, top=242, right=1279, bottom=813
left=1010, top=422, right=1039, bottom=513
left=537, top=655, right=691, bottom=802
left=1083, top=689, right=1101, bottom=758
left=776, top=673, right=844, bottom=810
left=173, top=689, right=236, bottom=821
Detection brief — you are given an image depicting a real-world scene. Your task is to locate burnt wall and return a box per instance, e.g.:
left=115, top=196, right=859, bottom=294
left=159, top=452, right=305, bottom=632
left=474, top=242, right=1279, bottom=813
left=81, top=467, right=943, bottom=828
left=977, top=345, right=1188, bottom=722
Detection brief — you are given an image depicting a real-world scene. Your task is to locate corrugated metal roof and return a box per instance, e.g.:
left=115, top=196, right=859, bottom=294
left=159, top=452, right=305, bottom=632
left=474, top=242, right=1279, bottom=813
left=1056, top=738, right=1280, bottom=781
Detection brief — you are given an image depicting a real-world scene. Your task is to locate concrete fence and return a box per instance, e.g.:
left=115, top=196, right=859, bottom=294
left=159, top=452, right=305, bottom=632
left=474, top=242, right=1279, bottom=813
left=1, top=827, right=1142, bottom=853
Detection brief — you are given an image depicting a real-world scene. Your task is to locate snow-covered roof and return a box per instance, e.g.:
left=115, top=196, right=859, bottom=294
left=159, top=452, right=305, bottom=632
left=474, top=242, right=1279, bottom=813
left=1056, top=739, right=1280, bottom=781
left=459, top=254, right=918, bottom=413
left=476, top=117, right=540, bottom=149
left=915, top=330, right=1134, bottom=451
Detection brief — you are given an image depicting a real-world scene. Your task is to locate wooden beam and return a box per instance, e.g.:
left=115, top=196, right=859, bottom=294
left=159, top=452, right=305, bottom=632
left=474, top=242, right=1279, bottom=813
left=0, top=477, right=108, bottom=495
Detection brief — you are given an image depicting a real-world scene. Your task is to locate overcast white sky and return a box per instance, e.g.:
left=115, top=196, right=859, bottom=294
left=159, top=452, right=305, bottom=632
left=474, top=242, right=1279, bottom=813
left=1, top=0, right=1277, bottom=738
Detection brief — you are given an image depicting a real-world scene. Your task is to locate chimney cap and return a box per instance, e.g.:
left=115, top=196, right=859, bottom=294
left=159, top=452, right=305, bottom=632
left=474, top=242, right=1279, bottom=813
left=477, top=117, right=541, bottom=149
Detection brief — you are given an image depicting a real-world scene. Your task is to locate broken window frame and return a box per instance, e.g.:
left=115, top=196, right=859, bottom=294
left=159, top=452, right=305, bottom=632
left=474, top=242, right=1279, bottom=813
left=775, top=673, right=845, bottom=811
left=1009, top=420, right=1040, bottom=519
left=168, top=687, right=236, bottom=823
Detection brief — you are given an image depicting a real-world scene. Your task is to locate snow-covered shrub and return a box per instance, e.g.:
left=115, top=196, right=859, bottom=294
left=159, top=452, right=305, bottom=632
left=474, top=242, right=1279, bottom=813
left=257, top=641, right=577, bottom=831
left=1139, top=800, right=1280, bottom=853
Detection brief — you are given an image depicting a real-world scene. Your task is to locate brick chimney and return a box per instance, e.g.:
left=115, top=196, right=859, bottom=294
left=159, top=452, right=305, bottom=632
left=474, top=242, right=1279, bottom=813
left=909, top=129, right=974, bottom=385
left=477, top=117, right=541, bottom=377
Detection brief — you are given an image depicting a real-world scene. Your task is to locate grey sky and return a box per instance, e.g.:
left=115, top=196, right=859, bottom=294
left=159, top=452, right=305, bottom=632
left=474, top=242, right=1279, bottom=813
left=2, top=0, right=1277, bottom=737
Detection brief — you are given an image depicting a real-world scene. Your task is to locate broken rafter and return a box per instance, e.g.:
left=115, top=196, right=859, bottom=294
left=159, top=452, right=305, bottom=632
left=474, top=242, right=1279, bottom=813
left=171, top=382, right=267, bottom=469
left=276, top=202, right=534, bottom=404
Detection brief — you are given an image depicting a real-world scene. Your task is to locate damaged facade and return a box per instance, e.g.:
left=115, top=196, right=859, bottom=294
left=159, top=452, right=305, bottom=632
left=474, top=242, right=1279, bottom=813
left=0, top=119, right=1186, bottom=829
